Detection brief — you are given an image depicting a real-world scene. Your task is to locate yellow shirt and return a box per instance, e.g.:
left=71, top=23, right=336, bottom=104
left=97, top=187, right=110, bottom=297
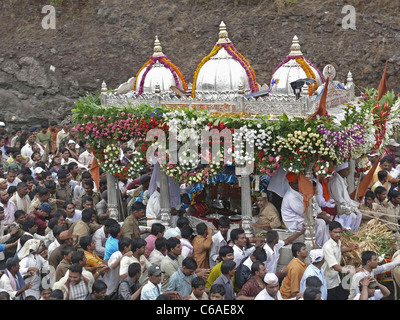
left=371, top=167, right=393, bottom=189
left=206, top=260, right=239, bottom=292
left=279, top=257, right=307, bottom=299
left=84, top=250, right=103, bottom=268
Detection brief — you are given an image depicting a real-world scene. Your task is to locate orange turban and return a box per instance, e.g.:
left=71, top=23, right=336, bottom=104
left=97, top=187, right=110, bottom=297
left=286, top=172, right=298, bottom=183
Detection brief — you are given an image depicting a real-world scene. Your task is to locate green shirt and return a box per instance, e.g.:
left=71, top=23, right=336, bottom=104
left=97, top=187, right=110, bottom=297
left=37, top=131, right=52, bottom=152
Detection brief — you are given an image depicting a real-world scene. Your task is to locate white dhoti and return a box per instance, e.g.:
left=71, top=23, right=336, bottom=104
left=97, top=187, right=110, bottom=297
left=337, top=210, right=362, bottom=232
left=328, top=172, right=362, bottom=232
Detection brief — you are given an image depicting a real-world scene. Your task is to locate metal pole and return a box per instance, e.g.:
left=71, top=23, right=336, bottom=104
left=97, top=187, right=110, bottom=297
left=107, top=173, right=120, bottom=221
left=159, top=170, right=171, bottom=228
left=240, top=174, right=253, bottom=238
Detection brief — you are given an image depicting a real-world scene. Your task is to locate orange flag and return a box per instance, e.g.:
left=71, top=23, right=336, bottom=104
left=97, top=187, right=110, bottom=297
left=377, top=60, right=388, bottom=102
left=307, top=77, right=330, bottom=121
left=90, top=156, right=100, bottom=191
left=298, top=173, right=315, bottom=214
left=350, top=155, right=382, bottom=200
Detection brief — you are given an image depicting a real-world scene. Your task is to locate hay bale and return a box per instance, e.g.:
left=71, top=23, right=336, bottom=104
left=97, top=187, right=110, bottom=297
left=341, top=219, right=397, bottom=267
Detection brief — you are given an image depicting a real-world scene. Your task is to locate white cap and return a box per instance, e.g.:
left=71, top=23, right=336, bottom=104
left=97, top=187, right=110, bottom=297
left=309, top=249, right=324, bottom=263
left=68, top=140, right=76, bottom=145
left=264, top=273, right=279, bottom=285
left=335, top=162, right=349, bottom=172
left=34, top=167, right=45, bottom=174
left=0, top=122, right=5, bottom=127
left=388, top=138, right=400, bottom=147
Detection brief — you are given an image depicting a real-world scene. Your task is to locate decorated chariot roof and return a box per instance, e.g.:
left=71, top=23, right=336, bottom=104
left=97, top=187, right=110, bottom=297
left=269, top=35, right=325, bottom=97
left=191, top=21, right=259, bottom=98
left=132, top=36, right=188, bottom=95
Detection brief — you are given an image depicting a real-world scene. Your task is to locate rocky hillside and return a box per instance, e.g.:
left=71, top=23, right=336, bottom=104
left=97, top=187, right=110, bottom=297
left=1, top=0, right=399, bottom=129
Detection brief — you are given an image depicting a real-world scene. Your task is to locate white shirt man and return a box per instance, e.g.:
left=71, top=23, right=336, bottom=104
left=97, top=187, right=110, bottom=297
left=78, top=150, right=94, bottom=169
left=21, top=134, right=44, bottom=159
left=281, top=174, right=329, bottom=248
left=255, top=273, right=284, bottom=300
left=263, top=239, right=285, bottom=274
left=232, top=243, right=255, bottom=268
left=328, top=162, right=362, bottom=232
left=92, top=225, right=108, bottom=258
left=0, top=190, right=16, bottom=225
left=146, top=189, right=160, bottom=227
left=209, top=229, right=232, bottom=268
left=103, top=250, right=123, bottom=296
left=10, top=187, right=31, bottom=213
left=18, top=239, right=50, bottom=300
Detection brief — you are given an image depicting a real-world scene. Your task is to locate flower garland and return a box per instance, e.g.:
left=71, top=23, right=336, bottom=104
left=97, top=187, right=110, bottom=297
left=356, top=156, right=371, bottom=173
left=191, top=42, right=259, bottom=98
left=134, top=55, right=188, bottom=95
left=133, top=58, right=152, bottom=92
left=313, top=158, right=335, bottom=179
left=274, top=128, right=326, bottom=174
left=372, top=102, right=391, bottom=152
left=295, top=57, right=318, bottom=95
left=97, top=143, right=145, bottom=179
left=160, top=57, right=189, bottom=91
left=256, top=152, right=281, bottom=177
left=317, top=123, right=373, bottom=164
left=223, top=43, right=259, bottom=93
left=270, top=55, right=324, bottom=95
left=73, top=90, right=400, bottom=185
left=191, top=45, right=222, bottom=98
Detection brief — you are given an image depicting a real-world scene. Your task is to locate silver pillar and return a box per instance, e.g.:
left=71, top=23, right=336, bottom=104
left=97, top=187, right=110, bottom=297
left=304, top=166, right=316, bottom=259
left=107, top=173, right=120, bottom=221
left=159, top=170, right=171, bottom=228
left=240, top=175, right=254, bottom=238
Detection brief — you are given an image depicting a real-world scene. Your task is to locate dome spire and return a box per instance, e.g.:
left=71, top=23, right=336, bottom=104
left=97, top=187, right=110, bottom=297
left=217, top=21, right=231, bottom=44
left=153, top=35, right=164, bottom=57
left=289, top=35, right=303, bottom=56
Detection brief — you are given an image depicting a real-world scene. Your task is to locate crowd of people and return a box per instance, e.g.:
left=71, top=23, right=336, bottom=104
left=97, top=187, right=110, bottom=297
left=0, top=120, right=399, bottom=301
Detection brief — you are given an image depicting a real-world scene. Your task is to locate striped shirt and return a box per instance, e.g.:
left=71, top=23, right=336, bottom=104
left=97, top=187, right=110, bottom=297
left=140, top=281, right=161, bottom=300
left=69, top=279, right=89, bottom=300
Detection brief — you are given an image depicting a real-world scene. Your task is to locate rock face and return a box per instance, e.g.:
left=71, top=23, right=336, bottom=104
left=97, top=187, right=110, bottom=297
left=0, top=0, right=399, bottom=130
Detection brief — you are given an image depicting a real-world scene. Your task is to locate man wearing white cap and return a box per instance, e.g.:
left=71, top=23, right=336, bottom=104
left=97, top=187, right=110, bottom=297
left=299, top=248, right=327, bottom=300
left=254, top=273, right=284, bottom=300
left=328, top=162, right=362, bottom=231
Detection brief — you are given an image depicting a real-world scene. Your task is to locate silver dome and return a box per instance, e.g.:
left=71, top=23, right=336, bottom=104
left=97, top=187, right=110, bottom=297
left=269, top=36, right=324, bottom=97
left=195, top=47, right=252, bottom=92
left=135, top=60, right=184, bottom=94
left=193, top=21, right=258, bottom=97
left=133, top=36, right=187, bottom=94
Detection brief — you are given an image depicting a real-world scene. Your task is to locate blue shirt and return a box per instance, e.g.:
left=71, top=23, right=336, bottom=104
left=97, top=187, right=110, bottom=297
left=299, top=263, right=328, bottom=300
left=0, top=244, right=5, bottom=252
left=166, top=267, right=197, bottom=297
left=140, top=281, right=162, bottom=300
left=213, top=274, right=235, bottom=300
left=104, top=236, right=119, bottom=260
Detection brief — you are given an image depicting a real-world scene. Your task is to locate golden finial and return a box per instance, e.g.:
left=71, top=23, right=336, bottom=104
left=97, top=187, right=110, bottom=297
left=289, top=35, right=303, bottom=56
left=217, top=21, right=231, bottom=44
left=153, top=35, right=164, bottom=57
